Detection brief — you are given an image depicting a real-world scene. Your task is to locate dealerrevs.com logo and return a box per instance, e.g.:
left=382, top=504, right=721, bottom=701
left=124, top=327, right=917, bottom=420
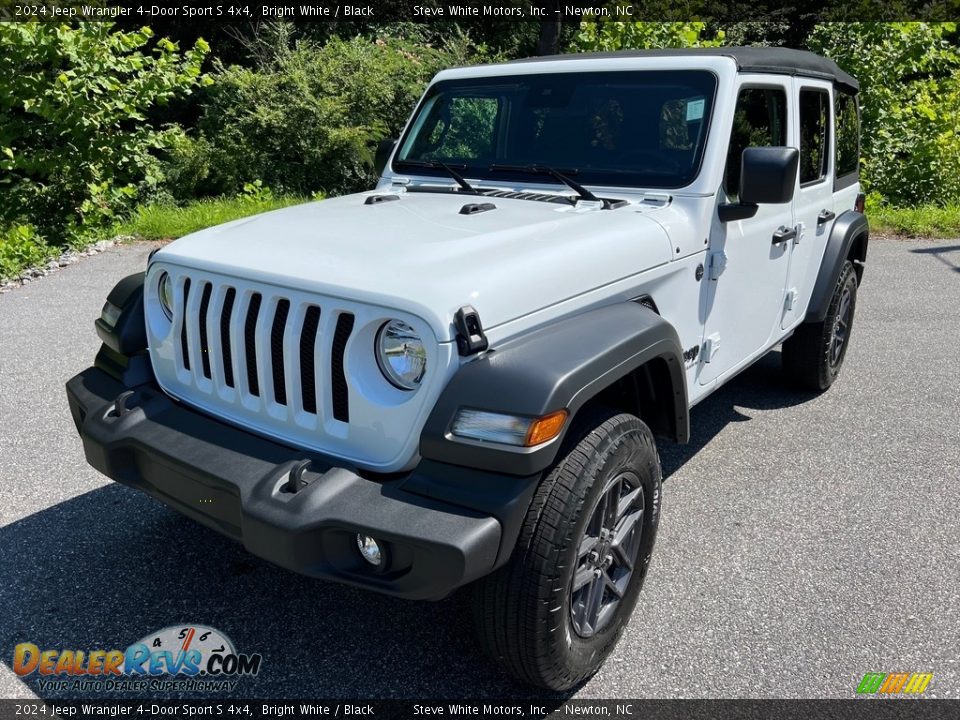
left=856, top=672, right=933, bottom=695
left=13, top=625, right=262, bottom=693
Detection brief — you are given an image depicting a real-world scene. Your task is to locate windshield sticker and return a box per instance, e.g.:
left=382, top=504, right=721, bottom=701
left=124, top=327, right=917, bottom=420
left=686, top=98, right=705, bottom=121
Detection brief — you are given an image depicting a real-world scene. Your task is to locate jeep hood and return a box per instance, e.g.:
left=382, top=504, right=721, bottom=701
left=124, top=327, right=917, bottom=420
left=155, top=190, right=674, bottom=343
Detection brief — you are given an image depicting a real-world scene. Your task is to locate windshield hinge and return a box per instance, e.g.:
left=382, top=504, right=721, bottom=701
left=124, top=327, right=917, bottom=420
left=454, top=305, right=488, bottom=357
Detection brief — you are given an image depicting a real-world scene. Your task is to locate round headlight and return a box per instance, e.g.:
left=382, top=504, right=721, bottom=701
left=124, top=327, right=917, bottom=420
left=376, top=320, right=426, bottom=391
left=158, top=272, right=174, bottom=321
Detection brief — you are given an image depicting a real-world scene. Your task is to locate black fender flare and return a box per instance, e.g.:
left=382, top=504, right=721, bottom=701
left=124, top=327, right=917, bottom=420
left=805, top=210, right=868, bottom=323
left=93, top=272, right=153, bottom=387
left=420, top=302, right=689, bottom=476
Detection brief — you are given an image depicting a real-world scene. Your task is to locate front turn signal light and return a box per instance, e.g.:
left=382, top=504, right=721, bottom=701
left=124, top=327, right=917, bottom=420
left=525, top=410, right=568, bottom=447
left=451, top=408, right=569, bottom=447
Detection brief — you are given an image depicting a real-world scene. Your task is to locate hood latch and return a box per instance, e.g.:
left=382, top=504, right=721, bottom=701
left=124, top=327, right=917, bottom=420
left=454, top=305, right=489, bottom=357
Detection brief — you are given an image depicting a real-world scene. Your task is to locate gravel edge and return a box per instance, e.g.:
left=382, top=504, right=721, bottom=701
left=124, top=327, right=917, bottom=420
left=0, top=235, right=139, bottom=293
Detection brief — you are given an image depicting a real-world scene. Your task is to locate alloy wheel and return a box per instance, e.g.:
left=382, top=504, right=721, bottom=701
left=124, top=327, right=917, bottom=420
left=569, top=470, right=646, bottom=638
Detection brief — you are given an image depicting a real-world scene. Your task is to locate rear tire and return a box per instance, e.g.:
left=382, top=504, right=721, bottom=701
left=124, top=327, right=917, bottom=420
left=782, top=260, right=858, bottom=391
left=471, top=407, right=662, bottom=691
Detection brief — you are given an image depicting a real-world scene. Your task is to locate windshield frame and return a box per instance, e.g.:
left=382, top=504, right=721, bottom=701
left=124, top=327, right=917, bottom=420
left=391, top=69, right=720, bottom=192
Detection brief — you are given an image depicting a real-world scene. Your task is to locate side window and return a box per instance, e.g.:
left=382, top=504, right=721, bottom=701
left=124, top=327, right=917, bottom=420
left=724, top=88, right=787, bottom=197
left=420, top=96, right=500, bottom=161
left=835, top=91, right=860, bottom=179
left=799, top=89, right=830, bottom=185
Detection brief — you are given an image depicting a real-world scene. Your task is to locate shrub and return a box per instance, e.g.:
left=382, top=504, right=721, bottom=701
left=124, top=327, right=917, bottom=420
left=184, top=33, right=477, bottom=198
left=807, top=22, right=960, bottom=206
left=158, top=132, right=220, bottom=202
left=0, top=23, right=210, bottom=244
left=0, top=224, right=48, bottom=280
left=573, top=21, right=724, bottom=52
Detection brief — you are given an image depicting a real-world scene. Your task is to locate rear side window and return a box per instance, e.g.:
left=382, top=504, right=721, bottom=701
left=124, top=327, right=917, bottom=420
left=799, top=89, right=830, bottom=185
left=724, top=88, right=787, bottom=196
left=835, top=91, right=860, bottom=179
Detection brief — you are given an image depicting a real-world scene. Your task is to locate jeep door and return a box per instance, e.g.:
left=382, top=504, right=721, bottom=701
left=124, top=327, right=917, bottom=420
left=781, top=79, right=835, bottom=330
left=699, top=80, right=794, bottom=385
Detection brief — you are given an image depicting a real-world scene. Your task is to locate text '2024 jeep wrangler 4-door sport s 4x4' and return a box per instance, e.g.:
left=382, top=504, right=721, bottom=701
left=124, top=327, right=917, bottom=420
left=67, top=48, right=868, bottom=690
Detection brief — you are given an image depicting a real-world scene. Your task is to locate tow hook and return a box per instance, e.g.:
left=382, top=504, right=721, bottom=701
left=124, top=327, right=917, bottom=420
left=107, top=390, right=137, bottom=419
left=284, top=459, right=319, bottom=493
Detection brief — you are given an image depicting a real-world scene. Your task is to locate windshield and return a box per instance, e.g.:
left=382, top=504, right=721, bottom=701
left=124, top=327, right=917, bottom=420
left=395, top=70, right=717, bottom=190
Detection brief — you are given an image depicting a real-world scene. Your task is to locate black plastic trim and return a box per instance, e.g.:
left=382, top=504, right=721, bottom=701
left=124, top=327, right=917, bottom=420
left=244, top=293, right=262, bottom=396
left=94, top=273, right=147, bottom=356
left=220, top=288, right=237, bottom=388
left=94, top=344, right=154, bottom=388
left=365, top=194, right=399, bottom=205
left=454, top=305, right=489, bottom=356
left=833, top=171, right=860, bottom=192
left=739, top=147, right=800, bottom=206
left=65, top=367, right=509, bottom=601
left=180, top=278, right=192, bottom=370
left=331, top=313, right=354, bottom=422
left=459, top=202, right=496, bottom=215
left=270, top=299, right=290, bottom=405
left=718, top=202, right=758, bottom=223
left=508, top=47, right=859, bottom=92
left=805, top=210, right=868, bottom=323
left=198, top=282, right=213, bottom=379
left=300, top=306, right=321, bottom=414
left=421, top=303, right=689, bottom=476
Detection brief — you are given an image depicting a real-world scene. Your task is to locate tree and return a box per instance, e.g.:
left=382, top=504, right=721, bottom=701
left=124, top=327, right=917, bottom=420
left=0, top=23, right=210, bottom=241
left=573, top=21, right=725, bottom=51
left=807, top=22, right=960, bottom=206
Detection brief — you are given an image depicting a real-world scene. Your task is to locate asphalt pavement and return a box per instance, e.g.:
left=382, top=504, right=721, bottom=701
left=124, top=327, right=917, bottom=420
left=1, top=237, right=958, bottom=702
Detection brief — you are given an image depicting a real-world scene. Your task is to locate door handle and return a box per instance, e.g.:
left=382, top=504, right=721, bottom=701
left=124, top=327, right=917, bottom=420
left=772, top=226, right=797, bottom=245
left=817, top=209, right=836, bottom=225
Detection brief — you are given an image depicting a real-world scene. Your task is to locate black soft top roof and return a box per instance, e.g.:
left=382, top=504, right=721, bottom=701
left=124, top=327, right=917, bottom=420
left=510, top=47, right=859, bottom=93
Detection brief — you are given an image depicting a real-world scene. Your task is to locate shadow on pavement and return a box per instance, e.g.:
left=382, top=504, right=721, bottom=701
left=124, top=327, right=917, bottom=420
left=0, top=483, right=566, bottom=702
left=910, top=243, right=960, bottom=273
left=1, top=352, right=813, bottom=703
left=659, top=349, right=817, bottom=479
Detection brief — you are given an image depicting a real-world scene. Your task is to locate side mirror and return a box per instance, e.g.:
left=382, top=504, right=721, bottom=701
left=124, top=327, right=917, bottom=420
left=374, top=138, right=397, bottom=177
left=719, top=146, right=800, bottom=223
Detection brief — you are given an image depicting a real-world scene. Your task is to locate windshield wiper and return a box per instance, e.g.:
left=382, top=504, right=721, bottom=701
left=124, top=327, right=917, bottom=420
left=489, top=164, right=608, bottom=208
left=393, top=159, right=477, bottom=194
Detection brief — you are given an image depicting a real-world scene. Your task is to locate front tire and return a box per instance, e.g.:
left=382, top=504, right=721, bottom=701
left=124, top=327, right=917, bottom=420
left=471, top=408, right=662, bottom=691
left=782, top=260, right=858, bottom=391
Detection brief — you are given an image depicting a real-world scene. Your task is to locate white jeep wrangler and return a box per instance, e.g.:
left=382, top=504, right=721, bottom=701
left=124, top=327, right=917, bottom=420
left=68, top=48, right=867, bottom=690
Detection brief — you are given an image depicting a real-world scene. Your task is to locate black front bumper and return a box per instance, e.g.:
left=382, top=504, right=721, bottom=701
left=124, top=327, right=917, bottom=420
left=66, top=367, right=528, bottom=600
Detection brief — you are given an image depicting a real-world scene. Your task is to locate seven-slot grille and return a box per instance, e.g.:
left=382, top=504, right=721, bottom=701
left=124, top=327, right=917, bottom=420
left=176, top=276, right=355, bottom=424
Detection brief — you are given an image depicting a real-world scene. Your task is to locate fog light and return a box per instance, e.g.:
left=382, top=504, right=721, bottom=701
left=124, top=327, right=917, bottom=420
left=356, top=534, right=383, bottom=566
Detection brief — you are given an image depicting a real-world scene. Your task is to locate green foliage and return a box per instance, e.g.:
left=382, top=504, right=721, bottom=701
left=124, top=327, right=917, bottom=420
left=117, top=193, right=307, bottom=241
left=418, top=97, right=500, bottom=161
left=0, top=224, right=48, bottom=280
left=866, top=193, right=960, bottom=237
left=807, top=22, right=960, bottom=206
left=574, top=21, right=724, bottom=52
left=0, top=23, right=210, bottom=244
left=240, top=179, right=274, bottom=202
left=177, top=31, right=480, bottom=199
left=157, top=132, right=218, bottom=202
left=712, top=20, right=792, bottom=47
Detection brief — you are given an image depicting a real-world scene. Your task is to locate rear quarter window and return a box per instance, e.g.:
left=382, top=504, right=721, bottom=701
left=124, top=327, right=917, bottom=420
left=835, top=91, right=860, bottom=179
